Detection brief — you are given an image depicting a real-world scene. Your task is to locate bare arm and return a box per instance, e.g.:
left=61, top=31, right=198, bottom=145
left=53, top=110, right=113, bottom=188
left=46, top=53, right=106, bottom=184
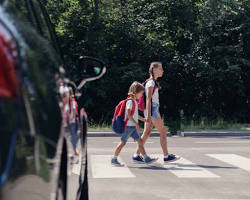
left=146, top=86, right=154, bottom=121
left=138, top=115, right=146, bottom=122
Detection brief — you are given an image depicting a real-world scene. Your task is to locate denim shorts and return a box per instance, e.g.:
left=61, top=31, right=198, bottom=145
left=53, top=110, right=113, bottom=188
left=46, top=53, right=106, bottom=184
left=144, top=102, right=161, bottom=119
left=121, top=126, right=141, bottom=142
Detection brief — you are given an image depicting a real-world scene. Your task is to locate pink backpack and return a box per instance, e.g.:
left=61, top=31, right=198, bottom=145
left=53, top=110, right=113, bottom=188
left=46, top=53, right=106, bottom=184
left=136, top=78, right=157, bottom=111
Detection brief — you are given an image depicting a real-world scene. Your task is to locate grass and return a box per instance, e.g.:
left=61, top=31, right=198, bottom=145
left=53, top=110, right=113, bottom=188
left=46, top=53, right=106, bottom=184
left=88, top=121, right=111, bottom=131
left=180, top=118, right=250, bottom=131
left=88, top=119, right=250, bottom=131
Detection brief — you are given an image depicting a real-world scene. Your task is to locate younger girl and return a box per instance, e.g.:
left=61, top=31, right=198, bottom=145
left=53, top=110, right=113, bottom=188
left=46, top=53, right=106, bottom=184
left=111, top=81, right=157, bottom=166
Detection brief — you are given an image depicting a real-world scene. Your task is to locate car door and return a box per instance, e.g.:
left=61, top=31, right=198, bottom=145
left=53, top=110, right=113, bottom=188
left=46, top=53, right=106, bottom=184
left=1, top=0, right=65, bottom=199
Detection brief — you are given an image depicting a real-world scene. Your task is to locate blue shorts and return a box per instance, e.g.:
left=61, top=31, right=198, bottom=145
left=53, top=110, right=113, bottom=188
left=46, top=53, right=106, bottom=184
left=144, top=102, right=161, bottom=119
left=121, top=126, right=141, bottom=142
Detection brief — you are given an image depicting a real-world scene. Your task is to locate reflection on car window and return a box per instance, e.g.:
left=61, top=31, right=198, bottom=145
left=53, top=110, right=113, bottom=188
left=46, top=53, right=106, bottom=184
left=5, top=0, right=34, bottom=27
left=29, top=0, right=52, bottom=41
left=30, top=0, right=61, bottom=58
left=6, top=0, right=60, bottom=55
left=94, top=67, right=101, bottom=74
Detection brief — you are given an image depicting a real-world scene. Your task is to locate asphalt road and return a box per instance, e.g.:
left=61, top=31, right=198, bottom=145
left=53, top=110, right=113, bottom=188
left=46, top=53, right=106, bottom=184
left=87, top=135, right=250, bottom=200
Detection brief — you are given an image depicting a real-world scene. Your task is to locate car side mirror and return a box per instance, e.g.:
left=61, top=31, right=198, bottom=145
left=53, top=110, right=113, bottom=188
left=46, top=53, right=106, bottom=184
left=77, top=56, right=106, bottom=90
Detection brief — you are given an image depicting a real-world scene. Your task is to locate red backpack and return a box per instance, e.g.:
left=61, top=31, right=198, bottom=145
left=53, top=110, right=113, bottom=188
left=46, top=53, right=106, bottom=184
left=136, top=78, right=157, bottom=111
left=112, top=97, right=136, bottom=134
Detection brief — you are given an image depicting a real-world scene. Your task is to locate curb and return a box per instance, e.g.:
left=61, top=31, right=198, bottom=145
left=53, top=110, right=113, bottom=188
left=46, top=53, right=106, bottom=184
left=87, top=131, right=161, bottom=137
left=182, top=130, right=250, bottom=137
left=87, top=130, right=250, bottom=137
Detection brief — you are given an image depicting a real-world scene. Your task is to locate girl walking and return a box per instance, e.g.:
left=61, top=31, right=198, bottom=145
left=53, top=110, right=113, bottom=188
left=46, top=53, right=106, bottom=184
left=112, top=81, right=157, bottom=166
left=133, top=62, right=180, bottom=163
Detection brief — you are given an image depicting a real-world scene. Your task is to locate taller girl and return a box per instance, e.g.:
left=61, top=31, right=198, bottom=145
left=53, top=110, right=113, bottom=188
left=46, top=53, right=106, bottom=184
left=133, top=62, right=180, bottom=163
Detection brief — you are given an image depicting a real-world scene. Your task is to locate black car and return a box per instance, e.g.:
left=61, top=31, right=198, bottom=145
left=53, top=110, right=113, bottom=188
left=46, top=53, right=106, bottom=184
left=0, top=0, right=106, bottom=199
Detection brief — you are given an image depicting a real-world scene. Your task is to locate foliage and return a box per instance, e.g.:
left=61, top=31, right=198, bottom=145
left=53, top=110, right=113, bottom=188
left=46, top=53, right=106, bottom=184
left=45, top=0, right=250, bottom=128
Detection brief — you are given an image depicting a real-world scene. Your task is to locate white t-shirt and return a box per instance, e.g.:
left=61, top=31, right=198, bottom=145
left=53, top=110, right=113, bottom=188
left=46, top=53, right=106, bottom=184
left=145, top=80, right=159, bottom=104
left=124, top=99, right=138, bottom=126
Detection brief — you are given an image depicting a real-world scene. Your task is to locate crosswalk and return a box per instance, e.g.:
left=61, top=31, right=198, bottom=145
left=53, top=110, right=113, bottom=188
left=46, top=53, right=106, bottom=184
left=171, top=199, right=250, bottom=200
left=89, top=153, right=250, bottom=179
left=91, top=155, right=135, bottom=178
left=207, top=154, right=250, bottom=172
left=153, top=154, right=220, bottom=178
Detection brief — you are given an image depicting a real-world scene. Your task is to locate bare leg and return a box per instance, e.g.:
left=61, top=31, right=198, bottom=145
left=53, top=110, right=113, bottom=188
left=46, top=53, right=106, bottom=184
left=135, top=122, right=153, bottom=155
left=137, top=139, right=146, bottom=155
left=114, top=142, right=126, bottom=157
left=152, top=118, right=169, bottom=156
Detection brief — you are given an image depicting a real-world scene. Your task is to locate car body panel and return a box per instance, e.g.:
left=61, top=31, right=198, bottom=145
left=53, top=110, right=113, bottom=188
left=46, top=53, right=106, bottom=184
left=0, top=0, right=93, bottom=199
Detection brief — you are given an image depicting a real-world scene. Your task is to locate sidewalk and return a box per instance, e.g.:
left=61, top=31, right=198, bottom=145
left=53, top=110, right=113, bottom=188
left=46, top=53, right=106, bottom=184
left=87, top=129, right=250, bottom=137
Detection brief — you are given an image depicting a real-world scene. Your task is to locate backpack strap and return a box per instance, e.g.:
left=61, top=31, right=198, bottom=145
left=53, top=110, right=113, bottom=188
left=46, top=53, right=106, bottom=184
left=124, top=98, right=136, bottom=130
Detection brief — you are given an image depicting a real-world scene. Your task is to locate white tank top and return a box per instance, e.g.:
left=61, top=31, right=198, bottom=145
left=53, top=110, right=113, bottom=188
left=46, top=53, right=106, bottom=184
left=145, top=80, right=159, bottom=104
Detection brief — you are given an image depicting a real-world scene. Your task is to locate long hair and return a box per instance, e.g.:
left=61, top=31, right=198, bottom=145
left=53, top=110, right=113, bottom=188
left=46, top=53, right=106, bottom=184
left=128, top=81, right=145, bottom=98
left=149, top=61, right=161, bottom=89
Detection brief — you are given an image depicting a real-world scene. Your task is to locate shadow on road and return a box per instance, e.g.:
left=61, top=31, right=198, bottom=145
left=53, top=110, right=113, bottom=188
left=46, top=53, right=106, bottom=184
left=127, top=163, right=237, bottom=171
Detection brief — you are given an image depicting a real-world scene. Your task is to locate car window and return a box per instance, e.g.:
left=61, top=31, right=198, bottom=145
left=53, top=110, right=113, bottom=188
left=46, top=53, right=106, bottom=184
left=4, top=0, right=34, bottom=26
left=5, top=0, right=61, bottom=57
left=27, top=0, right=61, bottom=55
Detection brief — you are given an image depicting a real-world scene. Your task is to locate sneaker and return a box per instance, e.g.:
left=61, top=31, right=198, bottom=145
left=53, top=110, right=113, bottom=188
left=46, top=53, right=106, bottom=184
left=144, top=156, right=158, bottom=164
left=164, top=154, right=180, bottom=163
left=132, top=155, right=144, bottom=163
left=111, top=158, right=124, bottom=167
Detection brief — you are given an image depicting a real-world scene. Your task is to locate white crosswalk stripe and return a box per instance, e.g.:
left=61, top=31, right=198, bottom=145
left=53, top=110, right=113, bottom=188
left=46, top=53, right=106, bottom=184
left=153, top=154, right=220, bottom=178
left=72, top=157, right=81, bottom=175
left=89, top=154, right=250, bottom=179
left=171, top=199, right=250, bottom=200
left=195, top=141, right=250, bottom=144
left=90, top=155, right=135, bottom=178
left=71, top=144, right=82, bottom=176
left=206, top=154, right=250, bottom=172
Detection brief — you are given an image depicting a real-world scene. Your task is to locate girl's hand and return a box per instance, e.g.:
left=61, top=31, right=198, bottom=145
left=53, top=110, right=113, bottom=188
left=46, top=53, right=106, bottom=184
left=138, top=115, right=146, bottom=122
left=136, top=124, right=141, bottom=133
left=146, top=116, right=152, bottom=123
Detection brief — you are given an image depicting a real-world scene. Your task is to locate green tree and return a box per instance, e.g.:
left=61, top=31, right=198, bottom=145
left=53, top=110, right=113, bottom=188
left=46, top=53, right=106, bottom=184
left=45, top=0, right=250, bottom=127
